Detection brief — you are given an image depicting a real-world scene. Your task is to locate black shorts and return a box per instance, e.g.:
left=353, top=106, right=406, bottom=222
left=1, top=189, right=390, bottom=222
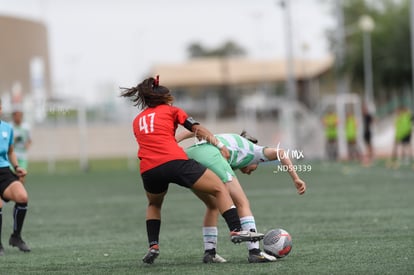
left=401, top=133, right=411, bottom=144
left=0, top=167, right=19, bottom=201
left=364, top=132, right=372, bottom=145
left=141, top=159, right=207, bottom=194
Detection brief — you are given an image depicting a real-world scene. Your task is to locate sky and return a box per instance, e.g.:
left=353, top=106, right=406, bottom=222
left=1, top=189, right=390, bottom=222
left=0, top=0, right=335, bottom=103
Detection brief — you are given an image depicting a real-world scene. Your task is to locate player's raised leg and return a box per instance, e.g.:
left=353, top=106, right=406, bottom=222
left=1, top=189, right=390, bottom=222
left=226, top=179, right=276, bottom=263
left=192, top=169, right=264, bottom=244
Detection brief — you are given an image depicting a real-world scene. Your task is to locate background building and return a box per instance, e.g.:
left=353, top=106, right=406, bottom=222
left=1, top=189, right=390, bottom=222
left=0, top=15, right=50, bottom=117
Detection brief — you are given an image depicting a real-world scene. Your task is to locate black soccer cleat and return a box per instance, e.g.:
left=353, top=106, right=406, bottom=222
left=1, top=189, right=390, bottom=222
left=142, top=244, right=159, bottom=264
left=230, top=230, right=264, bottom=244
left=9, top=234, right=31, bottom=252
left=248, top=248, right=277, bottom=263
left=203, top=248, right=227, bottom=263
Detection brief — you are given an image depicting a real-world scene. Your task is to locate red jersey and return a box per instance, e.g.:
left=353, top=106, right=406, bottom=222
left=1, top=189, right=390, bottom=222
left=133, top=104, right=189, bottom=173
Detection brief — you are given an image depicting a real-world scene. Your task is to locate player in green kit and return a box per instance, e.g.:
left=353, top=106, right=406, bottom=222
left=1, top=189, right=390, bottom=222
left=392, top=106, right=413, bottom=165
left=345, top=111, right=361, bottom=161
left=177, top=131, right=306, bottom=263
left=322, top=109, right=338, bottom=161
left=11, top=109, right=32, bottom=175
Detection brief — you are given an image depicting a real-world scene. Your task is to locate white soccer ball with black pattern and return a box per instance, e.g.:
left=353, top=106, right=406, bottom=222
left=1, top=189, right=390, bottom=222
left=263, top=228, right=293, bottom=258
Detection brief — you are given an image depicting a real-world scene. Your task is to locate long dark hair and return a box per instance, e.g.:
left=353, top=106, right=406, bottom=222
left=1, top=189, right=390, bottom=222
left=120, top=76, right=173, bottom=109
left=240, top=130, right=258, bottom=144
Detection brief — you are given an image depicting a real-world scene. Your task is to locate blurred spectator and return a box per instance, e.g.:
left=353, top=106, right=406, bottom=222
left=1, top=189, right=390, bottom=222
left=392, top=106, right=412, bottom=165
left=362, top=103, right=374, bottom=165
left=345, top=110, right=361, bottom=161
left=322, top=108, right=338, bottom=161
left=11, top=108, right=32, bottom=181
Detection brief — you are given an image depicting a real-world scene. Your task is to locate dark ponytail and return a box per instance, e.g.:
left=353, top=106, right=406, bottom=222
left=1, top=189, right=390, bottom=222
left=120, top=76, right=173, bottom=109
left=240, top=130, right=258, bottom=144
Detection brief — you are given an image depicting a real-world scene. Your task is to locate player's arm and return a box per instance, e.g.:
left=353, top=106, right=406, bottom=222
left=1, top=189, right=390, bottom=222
left=8, top=145, right=27, bottom=178
left=175, top=129, right=194, bottom=143
left=192, top=125, right=229, bottom=159
left=25, top=139, right=32, bottom=150
left=182, top=117, right=229, bottom=159
left=263, top=147, right=306, bottom=195
left=25, top=133, right=32, bottom=150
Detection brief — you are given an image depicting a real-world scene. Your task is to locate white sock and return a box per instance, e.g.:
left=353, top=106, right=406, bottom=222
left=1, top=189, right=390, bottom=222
left=203, top=226, right=218, bottom=251
left=240, top=216, right=260, bottom=251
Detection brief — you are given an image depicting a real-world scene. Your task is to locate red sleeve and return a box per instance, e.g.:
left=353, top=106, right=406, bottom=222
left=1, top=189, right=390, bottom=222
left=172, top=106, right=189, bottom=125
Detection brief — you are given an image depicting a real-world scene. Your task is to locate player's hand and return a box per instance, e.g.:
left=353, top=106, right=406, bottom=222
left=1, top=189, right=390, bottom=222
left=220, top=146, right=230, bottom=160
left=294, top=178, right=306, bottom=195
left=15, top=166, right=27, bottom=178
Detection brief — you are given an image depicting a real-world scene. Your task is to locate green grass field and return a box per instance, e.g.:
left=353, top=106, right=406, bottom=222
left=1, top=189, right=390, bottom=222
left=0, top=160, right=413, bottom=274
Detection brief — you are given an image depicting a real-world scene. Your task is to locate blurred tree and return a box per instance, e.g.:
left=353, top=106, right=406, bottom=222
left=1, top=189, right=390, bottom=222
left=327, top=0, right=411, bottom=103
left=187, top=40, right=246, bottom=58
left=187, top=43, right=205, bottom=58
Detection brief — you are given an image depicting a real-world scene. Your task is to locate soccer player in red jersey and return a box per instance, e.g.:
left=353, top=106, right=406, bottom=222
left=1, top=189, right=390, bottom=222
left=121, top=76, right=264, bottom=264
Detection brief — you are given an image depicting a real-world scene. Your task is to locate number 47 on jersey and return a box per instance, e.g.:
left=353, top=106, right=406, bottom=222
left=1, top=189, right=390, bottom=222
left=139, top=112, right=155, bottom=134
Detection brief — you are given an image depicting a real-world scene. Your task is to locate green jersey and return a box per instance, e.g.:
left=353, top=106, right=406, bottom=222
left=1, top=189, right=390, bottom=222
left=185, top=133, right=268, bottom=183
left=395, top=110, right=412, bottom=141
left=323, top=113, right=338, bottom=141
left=215, top=133, right=268, bottom=169
left=11, top=122, right=31, bottom=161
left=346, top=115, right=357, bottom=142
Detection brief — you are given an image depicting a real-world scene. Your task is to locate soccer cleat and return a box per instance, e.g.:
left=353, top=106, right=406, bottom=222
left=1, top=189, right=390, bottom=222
left=0, top=244, right=4, bottom=256
left=9, top=234, right=31, bottom=252
left=203, top=249, right=227, bottom=263
left=142, top=244, right=159, bottom=264
left=248, top=249, right=277, bottom=263
left=230, top=230, right=264, bottom=243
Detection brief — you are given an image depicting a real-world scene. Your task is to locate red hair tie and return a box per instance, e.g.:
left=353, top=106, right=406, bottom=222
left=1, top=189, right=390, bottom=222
left=154, top=75, right=160, bottom=87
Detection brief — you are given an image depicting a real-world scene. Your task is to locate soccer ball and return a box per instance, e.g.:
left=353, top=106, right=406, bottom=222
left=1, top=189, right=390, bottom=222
left=263, top=228, right=292, bottom=258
